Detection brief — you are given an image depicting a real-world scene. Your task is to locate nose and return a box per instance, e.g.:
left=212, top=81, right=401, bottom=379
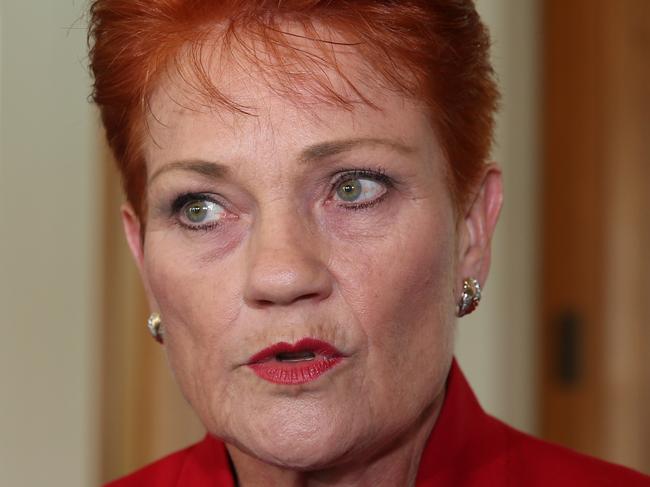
left=243, top=207, right=333, bottom=308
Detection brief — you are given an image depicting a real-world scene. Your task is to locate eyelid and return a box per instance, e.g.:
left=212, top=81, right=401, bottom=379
left=170, top=192, right=223, bottom=215
left=330, top=168, right=391, bottom=186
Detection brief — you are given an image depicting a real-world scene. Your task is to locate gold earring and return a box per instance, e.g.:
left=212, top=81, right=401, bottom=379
left=147, top=312, right=164, bottom=343
left=456, top=278, right=481, bottom=317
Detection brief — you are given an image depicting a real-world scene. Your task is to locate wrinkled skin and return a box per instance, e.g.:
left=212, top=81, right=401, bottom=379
left=123, top=35, right=502, bottom=487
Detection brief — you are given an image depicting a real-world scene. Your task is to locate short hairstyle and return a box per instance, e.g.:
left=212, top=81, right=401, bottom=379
left=88, top=0, right=498, bottom=218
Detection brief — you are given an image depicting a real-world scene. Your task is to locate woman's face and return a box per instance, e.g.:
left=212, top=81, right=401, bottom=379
left=124, top=42, right=500, bottom=470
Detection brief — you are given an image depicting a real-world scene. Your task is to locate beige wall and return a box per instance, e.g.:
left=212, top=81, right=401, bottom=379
left=0, top=1, right=539, bottom=484
left=456, top=0, right=540, bottom=434
left=0, top=2, right=100, bottom=486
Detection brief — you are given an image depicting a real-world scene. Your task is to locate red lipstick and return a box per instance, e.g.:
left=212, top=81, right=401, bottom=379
left=247, top=338, right=343, bottom=385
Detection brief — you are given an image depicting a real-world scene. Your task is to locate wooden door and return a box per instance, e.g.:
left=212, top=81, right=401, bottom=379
left=540, top=0, right=650, bottom=472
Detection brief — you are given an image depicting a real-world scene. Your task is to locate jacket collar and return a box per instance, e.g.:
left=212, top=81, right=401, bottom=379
left=415, top=358, right=505, bottom=485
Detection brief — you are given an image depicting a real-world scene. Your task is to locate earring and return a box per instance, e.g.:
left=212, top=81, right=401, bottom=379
left=456, top=278, right=482, bottom=317
left=147, top=312, right=164, bottom=343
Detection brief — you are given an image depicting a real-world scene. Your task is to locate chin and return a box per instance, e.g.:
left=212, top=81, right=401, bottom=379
left=255, top=438, right=350, bottom=471
left=227, top=398, right=359, bottom=471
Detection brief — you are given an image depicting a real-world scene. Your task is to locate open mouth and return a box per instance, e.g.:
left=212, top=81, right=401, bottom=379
left=247, top=338, right=343, bottom=385
left=274, top=350, right=317, bottom=362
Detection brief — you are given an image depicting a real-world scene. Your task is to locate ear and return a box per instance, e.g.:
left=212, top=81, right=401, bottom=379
left=121, top=202, right=146, bottom=275
left=456, top=164, right=503, bottom=289
left=121, top=202, right=159, bottom=310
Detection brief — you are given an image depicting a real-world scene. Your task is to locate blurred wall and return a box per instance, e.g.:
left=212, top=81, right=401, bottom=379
left=0, top=1, right=100, bottom=486
left=456, top=0, right=540, bottom=434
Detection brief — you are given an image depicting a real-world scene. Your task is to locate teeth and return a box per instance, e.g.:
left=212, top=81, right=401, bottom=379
left=275, top=351, right=316, bottom=362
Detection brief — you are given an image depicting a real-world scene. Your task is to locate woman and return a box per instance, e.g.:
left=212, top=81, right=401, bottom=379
left=89, top=1, right=650, bottom=485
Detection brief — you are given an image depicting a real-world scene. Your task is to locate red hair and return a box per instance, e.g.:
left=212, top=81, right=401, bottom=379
left=89, top=0, right=498, bottom=217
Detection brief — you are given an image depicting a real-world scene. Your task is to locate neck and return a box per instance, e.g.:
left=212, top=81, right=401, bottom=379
left=226, top=391, right=444, bottom=487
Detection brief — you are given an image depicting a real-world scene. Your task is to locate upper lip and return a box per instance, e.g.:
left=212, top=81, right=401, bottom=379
left=247, top=338, right=343, bottom=365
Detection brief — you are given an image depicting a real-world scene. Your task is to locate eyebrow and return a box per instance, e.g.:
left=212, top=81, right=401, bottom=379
left=148, top=137, right=414, bottom=184
left=299, top=137, right=415, bottom=164
left=148, top=159, right=229, bottom=185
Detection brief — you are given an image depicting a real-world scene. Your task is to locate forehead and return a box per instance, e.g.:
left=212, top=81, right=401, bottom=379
left=144, top=24, right=435, bottom=168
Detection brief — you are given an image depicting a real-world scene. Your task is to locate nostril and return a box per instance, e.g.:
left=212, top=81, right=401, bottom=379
left=254, top=293, right=320, bottom=307
left=296, top=292, right=320, bottom=302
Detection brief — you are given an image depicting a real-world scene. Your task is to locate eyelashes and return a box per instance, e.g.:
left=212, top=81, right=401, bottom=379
left=170, top=192, right=217, bottom=214
left=168, top=167, right=394, bottom=231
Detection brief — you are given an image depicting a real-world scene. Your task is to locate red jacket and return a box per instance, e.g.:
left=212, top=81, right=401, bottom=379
left=106, top=360, right=650, bottom=486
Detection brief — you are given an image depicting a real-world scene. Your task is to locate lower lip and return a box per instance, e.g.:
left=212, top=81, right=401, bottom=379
left=249, top=356, right=343, bottom=385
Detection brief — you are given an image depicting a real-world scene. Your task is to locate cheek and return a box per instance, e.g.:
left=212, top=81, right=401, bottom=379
left=144, top=236, right=240, bottom=328
left=333, top=205, right=457, bottom=393
left=337, top=207, right=456, bottom=329
left=141, top=238, right=243, bottom=398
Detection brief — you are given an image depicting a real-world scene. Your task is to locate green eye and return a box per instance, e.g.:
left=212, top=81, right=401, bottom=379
left=182, top=200, right=224, bottom=225
left=334, top=177, right=385, bottom=204
left=337, top=179, right=363, bottom=202
left=186, top=202, right=207, bottom=222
